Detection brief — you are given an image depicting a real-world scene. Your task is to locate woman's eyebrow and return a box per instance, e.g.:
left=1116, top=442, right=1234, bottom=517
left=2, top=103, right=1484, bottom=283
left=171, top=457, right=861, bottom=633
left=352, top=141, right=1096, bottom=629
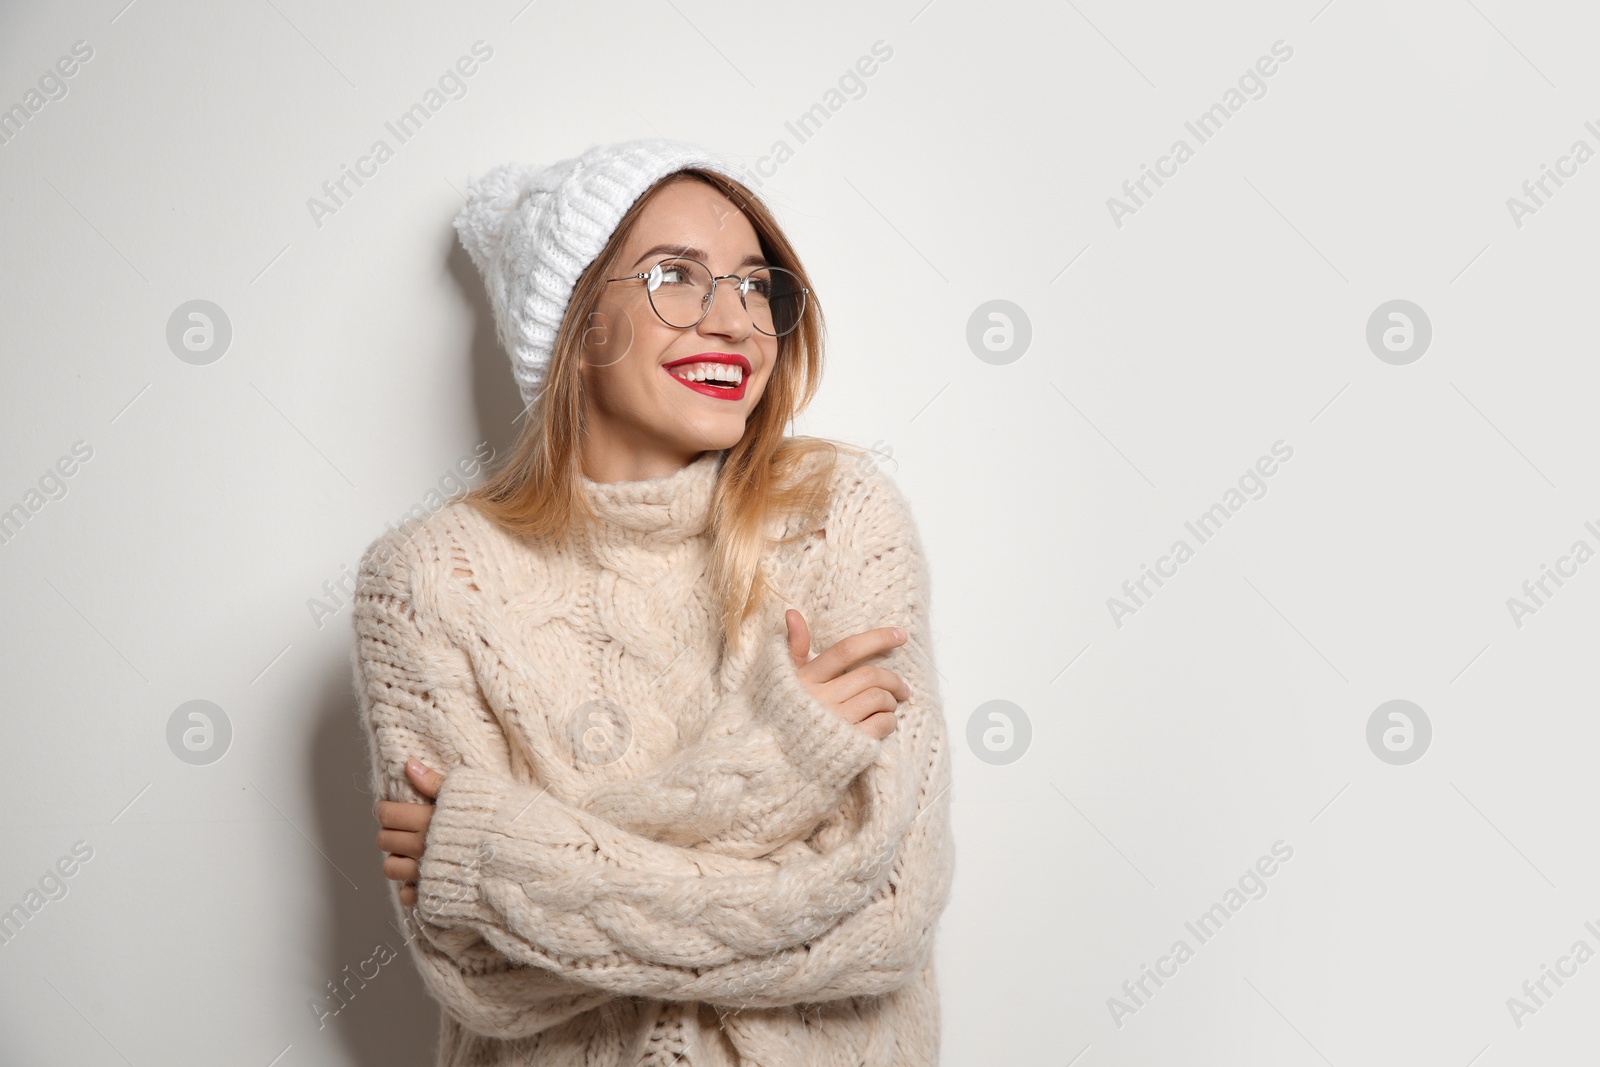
left=632, top=243, right=768, bottom=270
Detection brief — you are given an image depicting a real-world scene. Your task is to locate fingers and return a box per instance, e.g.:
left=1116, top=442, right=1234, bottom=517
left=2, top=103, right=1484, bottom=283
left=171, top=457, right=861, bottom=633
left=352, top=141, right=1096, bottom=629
left=836, top=688, right=899, bottom=739
left=803, top=626, right=907, bottom=685
left=374, top=825, right=425, bottom=857
left=852, top=705, right=899, bottom=741
left=821, top=664, right=910, bottom=709
left=793, top=626, right=910, bottom=741
left=375, top=794, right=432, bottom=893
left=785, top=608, right=810, bottom=668
left=867, top=664, right=911, bottom=703
left=376, top=826, right=427, bottom=859
left=383, top=853, right=420, bottom=883
left=372, top=799, right=433, bottom=832
left=406, top=758, right=446, bottom=799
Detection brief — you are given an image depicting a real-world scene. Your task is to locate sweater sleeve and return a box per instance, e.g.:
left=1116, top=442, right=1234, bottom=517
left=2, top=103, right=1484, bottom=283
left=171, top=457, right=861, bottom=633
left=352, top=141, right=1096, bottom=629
left=352, top=529, right=621, bottom=1040
left=406, top=465, right=956, bottom=1009
left=350, top=515, right=877, bottom=1030
left=573, top=606, right=885, bottom=860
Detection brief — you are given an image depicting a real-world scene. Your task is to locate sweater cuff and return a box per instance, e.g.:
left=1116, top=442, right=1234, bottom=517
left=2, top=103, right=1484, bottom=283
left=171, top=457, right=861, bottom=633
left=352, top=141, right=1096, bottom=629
left=414, top=766, right=530, bottom=929
left=748, top=632, right=884, bottom=793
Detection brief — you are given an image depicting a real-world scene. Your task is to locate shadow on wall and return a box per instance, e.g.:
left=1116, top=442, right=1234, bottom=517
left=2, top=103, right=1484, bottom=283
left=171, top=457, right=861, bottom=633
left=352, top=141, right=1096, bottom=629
left=452, top=222, right=530, bottom=457
left=307, top=231, right=524, bottom=1062
left=311, top=664, right=442, bottom=1063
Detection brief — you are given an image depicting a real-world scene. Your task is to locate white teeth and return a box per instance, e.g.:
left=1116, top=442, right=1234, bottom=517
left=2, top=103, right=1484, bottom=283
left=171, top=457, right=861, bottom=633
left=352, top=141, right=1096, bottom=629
left=669, top=362, right=743, bottom=385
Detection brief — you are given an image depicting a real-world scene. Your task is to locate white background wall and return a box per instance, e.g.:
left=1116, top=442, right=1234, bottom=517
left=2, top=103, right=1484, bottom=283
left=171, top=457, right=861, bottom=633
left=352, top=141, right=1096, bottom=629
left=3, top=0, right=1598, bottom=1063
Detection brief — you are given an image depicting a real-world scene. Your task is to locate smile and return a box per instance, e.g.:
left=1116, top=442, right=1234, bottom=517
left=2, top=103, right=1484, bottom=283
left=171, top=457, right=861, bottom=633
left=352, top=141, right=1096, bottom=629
left=661, top=355, right=749, bottom=402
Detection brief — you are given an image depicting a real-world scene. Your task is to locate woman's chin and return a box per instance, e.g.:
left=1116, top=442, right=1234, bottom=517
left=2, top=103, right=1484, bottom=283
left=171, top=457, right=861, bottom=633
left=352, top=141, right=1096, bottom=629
left=663, top=412, right=748, bottom=451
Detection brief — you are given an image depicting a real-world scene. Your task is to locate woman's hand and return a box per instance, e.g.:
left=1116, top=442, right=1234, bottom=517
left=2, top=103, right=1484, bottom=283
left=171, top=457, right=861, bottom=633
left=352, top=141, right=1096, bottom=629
left=784, top=608, right=910, bottom=741
left=373, top=758, right=447, bottom=908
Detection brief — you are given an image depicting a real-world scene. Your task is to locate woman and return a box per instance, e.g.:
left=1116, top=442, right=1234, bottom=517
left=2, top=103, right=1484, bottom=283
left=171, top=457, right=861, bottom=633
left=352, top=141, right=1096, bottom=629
left=351, top=139, right=955, bottom=1066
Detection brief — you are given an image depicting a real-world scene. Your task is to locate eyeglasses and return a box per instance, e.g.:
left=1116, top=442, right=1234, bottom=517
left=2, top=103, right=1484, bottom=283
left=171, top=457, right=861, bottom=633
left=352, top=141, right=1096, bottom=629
left=604, top=256, right=809, bottom=337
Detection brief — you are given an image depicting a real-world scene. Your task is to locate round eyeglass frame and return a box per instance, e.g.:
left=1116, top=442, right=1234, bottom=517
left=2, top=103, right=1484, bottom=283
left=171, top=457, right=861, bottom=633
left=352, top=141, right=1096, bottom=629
left=603, top=256, right=809, bottom=337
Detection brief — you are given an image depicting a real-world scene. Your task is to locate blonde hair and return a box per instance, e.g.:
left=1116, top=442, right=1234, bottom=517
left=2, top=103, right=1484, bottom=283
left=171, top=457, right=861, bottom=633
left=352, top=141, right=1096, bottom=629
left=462, top=168, right=865, bottom=655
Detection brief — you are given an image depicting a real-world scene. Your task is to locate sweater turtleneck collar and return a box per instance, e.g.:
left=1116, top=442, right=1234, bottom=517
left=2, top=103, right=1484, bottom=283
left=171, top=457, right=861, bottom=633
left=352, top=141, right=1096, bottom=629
left=577, top=449, right=725, bottom=546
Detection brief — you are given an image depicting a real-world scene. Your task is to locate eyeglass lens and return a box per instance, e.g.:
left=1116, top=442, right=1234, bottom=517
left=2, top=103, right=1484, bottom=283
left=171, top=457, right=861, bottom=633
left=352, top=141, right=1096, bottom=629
left=645, top=258, right=805, bottom=336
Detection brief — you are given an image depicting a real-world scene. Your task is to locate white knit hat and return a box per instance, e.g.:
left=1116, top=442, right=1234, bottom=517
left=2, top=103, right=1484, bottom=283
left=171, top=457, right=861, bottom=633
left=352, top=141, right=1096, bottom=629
left=453, top=138, right=746, bottom=411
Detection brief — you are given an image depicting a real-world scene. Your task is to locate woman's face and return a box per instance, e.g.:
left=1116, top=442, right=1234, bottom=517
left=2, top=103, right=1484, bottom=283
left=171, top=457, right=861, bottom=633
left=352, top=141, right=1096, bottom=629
left=578, top=179, right=782, bottom=480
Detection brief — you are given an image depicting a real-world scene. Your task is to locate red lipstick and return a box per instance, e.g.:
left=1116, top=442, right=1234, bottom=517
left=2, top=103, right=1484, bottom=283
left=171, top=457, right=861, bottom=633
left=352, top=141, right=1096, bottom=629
left=661, top=352, right=750, bottom=402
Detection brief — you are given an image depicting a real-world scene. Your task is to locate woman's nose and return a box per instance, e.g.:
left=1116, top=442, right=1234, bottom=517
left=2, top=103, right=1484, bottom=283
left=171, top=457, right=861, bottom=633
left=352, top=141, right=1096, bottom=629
left=697, top=279, right=753, bottom=338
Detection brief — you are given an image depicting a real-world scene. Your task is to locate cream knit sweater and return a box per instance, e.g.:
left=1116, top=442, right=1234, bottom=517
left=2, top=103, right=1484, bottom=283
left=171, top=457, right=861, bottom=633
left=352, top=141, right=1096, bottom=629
left=350, top=447, right=955, bottom=1066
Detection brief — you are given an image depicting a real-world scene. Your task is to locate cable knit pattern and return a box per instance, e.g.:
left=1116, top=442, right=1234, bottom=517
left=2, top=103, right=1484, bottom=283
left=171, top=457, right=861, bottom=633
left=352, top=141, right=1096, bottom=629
left=350, top=449, right=955, bottom=1066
